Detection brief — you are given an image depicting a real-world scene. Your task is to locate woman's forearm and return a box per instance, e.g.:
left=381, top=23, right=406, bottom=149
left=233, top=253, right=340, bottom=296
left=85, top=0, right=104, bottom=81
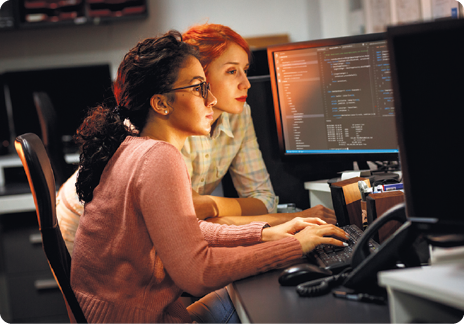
left=192, top=190, right=268, bottom=220
left=204, top=212, right=296, bottom=226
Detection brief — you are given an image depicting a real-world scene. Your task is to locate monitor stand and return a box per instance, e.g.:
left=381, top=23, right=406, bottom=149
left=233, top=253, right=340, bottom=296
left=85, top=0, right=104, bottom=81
left=356, top=161, right=401, bottom=185
left=356, top=161, right=370, bottom=171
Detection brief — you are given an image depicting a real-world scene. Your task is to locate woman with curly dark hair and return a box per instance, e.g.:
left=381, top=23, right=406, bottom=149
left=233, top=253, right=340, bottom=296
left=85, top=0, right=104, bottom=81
left=70, top=30, right=348, bottom=323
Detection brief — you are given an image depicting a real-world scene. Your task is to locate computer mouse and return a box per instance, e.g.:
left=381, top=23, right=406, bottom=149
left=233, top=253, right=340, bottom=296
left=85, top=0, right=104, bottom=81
left=278, top=263, right=332, bottom=286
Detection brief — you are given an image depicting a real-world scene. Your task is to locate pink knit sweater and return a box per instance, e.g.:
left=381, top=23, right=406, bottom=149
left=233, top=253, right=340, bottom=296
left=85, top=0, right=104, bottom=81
left=71, top=136, right=303, bottom=323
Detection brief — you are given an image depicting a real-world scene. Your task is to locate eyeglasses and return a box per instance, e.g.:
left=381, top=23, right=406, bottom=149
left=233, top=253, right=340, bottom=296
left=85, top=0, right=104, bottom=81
left=167, top=81, right=211, bottom=99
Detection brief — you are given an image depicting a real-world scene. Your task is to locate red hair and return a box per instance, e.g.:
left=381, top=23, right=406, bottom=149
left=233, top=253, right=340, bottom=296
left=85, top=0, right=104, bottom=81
left=183, top=23, right=250, bottom=75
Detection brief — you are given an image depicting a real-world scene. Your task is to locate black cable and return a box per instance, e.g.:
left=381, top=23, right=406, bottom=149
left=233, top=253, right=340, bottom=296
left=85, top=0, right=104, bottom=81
left=296, top=269, right=351, bottom=297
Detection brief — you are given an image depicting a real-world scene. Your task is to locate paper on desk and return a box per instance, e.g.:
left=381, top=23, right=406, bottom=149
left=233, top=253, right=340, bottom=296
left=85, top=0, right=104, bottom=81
left=341, top=170, right=371, bottom=181
left=431, top=245, right=464, bottom=265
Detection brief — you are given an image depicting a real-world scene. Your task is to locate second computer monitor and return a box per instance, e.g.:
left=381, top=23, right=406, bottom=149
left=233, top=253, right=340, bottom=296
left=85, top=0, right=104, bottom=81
left=267, top=33, right=399, bottom=163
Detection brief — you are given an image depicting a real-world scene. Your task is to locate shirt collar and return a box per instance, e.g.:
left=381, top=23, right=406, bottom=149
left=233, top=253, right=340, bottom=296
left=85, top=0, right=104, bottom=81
left=211, top=112, right=234, bottom=139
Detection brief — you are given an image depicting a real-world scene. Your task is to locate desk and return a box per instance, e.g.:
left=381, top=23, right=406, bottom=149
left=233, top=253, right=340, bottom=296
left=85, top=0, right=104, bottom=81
left=0, top=152, right=79, bottom=188
left=0, top=152, right=78, bottom=215
left=228, top=269, right=390, bottom=323
left=0, top=153, right=73, bottom=321
left=0, top=181, right=35, bottom=216
left=379, top=263, right=464, bottom=323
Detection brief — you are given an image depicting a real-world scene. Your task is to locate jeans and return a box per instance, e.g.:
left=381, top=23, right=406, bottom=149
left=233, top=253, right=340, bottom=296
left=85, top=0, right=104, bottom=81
left=187, top=287, right=241, bottom=323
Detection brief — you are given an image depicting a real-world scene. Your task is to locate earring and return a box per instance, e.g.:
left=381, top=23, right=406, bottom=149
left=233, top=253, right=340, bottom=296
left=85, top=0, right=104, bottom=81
left=164, top=110, right=168, bottom=114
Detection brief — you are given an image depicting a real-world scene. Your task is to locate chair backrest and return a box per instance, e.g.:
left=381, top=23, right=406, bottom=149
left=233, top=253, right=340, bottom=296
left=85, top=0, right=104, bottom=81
left=33, top=91, right=75, bottom=186
left=15, top=133, right=87, bottom=323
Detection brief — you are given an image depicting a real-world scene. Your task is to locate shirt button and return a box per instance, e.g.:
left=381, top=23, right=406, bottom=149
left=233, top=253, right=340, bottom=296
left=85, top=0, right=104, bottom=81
left=201, top=178, right=205, bottom=182
left=205, top=154, right=209, bottom=158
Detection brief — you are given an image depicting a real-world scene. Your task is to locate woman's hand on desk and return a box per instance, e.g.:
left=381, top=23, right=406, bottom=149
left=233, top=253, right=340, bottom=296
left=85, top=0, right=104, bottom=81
left=261, top=217, right=327, bottom=242
left=296, top=205, right=337, bottom=225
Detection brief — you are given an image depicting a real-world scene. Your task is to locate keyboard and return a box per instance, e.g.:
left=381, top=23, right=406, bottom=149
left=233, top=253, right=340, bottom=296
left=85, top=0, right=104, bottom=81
left=307, top=224, right=380, bottom=273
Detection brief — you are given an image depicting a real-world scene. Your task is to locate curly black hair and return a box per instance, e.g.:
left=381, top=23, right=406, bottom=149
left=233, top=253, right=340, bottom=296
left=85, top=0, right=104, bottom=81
left=75, top=30, right=200, bottom=203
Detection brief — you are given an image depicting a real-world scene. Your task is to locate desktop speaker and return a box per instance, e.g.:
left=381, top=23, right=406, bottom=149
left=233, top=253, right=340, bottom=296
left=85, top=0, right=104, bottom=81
left=366, top=191, right=404, bottom=243
left=329, top=177, right=371, bottom=228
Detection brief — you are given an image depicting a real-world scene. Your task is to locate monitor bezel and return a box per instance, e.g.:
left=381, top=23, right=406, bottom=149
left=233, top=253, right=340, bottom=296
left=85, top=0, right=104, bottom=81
left=387, top=18, right=464, bottom=236
left=267, top=32, right=399, bottom=163
left=2, top=64, right=114, bottom=155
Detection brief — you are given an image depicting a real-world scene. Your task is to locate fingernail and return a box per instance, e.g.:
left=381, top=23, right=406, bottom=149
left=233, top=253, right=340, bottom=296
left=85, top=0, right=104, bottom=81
left=343, top=242, right=349, bottom=247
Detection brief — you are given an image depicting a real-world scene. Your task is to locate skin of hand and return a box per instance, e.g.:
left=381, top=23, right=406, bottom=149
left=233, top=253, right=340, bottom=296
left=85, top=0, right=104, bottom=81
left=261, top=217, right=329, bottom=242
left=293, top=205, right=337, bottom=225
left=294, top=224, right=349, bottom=254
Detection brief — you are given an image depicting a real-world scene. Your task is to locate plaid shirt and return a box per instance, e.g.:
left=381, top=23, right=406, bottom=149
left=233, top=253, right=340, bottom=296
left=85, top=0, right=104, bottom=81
left=181, top=103, right=277, bottom=213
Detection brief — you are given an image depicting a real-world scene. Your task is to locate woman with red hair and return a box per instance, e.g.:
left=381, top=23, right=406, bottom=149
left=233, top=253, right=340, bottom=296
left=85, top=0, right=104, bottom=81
left=55, top=24, right=336, bottom=256
left=181, top=23, right=336, bottom=225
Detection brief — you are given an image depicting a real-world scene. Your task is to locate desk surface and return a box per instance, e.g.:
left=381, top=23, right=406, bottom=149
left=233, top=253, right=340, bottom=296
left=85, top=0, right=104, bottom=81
left=0, top=152, right=78, bottom=214
left=0, top=182, right=35, bottom=215
left=229, top=269, right=390, bottom=323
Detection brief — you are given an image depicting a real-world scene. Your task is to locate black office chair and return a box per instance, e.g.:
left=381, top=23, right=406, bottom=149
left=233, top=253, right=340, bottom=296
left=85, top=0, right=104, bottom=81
left=33, top=91, right=76, bottom=186
left=15, top=133, right=87, bottom=323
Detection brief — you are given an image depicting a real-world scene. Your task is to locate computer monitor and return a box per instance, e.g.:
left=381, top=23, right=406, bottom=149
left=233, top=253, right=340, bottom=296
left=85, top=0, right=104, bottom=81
left=0, top=77, right=11, bottom=155
left=388, top=18, right=464, bottom=237
left=267, top=33, right=399, bottom=164
left=2, top=64, right=114, bottom=155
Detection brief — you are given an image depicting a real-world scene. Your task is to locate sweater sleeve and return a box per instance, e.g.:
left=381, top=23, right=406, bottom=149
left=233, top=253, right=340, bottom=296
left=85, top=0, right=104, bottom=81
left=198, top=220, right=266, bottom=247
left=137, top=142, right=303, bottom=297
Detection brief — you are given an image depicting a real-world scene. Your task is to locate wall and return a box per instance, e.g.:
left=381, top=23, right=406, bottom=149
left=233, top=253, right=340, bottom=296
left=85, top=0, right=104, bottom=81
left=0, top=0, right=351, bottom=78
left=319, top=0, right=350, bottom=38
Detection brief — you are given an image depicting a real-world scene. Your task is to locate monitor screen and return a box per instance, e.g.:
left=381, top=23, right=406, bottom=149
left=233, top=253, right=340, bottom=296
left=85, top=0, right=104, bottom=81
left=0, top=74, right=11, bottom=155
left=2, top=64, right=114, bottom=154
left=388, top=18, right=464, bottom=235
left=267, top=33, right=399, bottom=163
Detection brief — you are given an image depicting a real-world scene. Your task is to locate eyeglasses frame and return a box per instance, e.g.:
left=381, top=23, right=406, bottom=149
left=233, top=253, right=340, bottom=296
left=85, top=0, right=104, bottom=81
left=167, top=81, right=210, bottom=99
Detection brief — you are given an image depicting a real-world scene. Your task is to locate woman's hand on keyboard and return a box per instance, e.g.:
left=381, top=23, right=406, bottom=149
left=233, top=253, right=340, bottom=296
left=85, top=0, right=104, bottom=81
left=294, top=224, right=350, bottom=254
left=261, top=217, right=327, bottom=242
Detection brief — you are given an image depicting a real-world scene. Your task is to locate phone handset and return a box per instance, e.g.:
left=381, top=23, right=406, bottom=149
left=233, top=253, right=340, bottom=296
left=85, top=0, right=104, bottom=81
left=343, top=203, right=421, bottom=291
left=351, top=203, right=407, bottom=268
